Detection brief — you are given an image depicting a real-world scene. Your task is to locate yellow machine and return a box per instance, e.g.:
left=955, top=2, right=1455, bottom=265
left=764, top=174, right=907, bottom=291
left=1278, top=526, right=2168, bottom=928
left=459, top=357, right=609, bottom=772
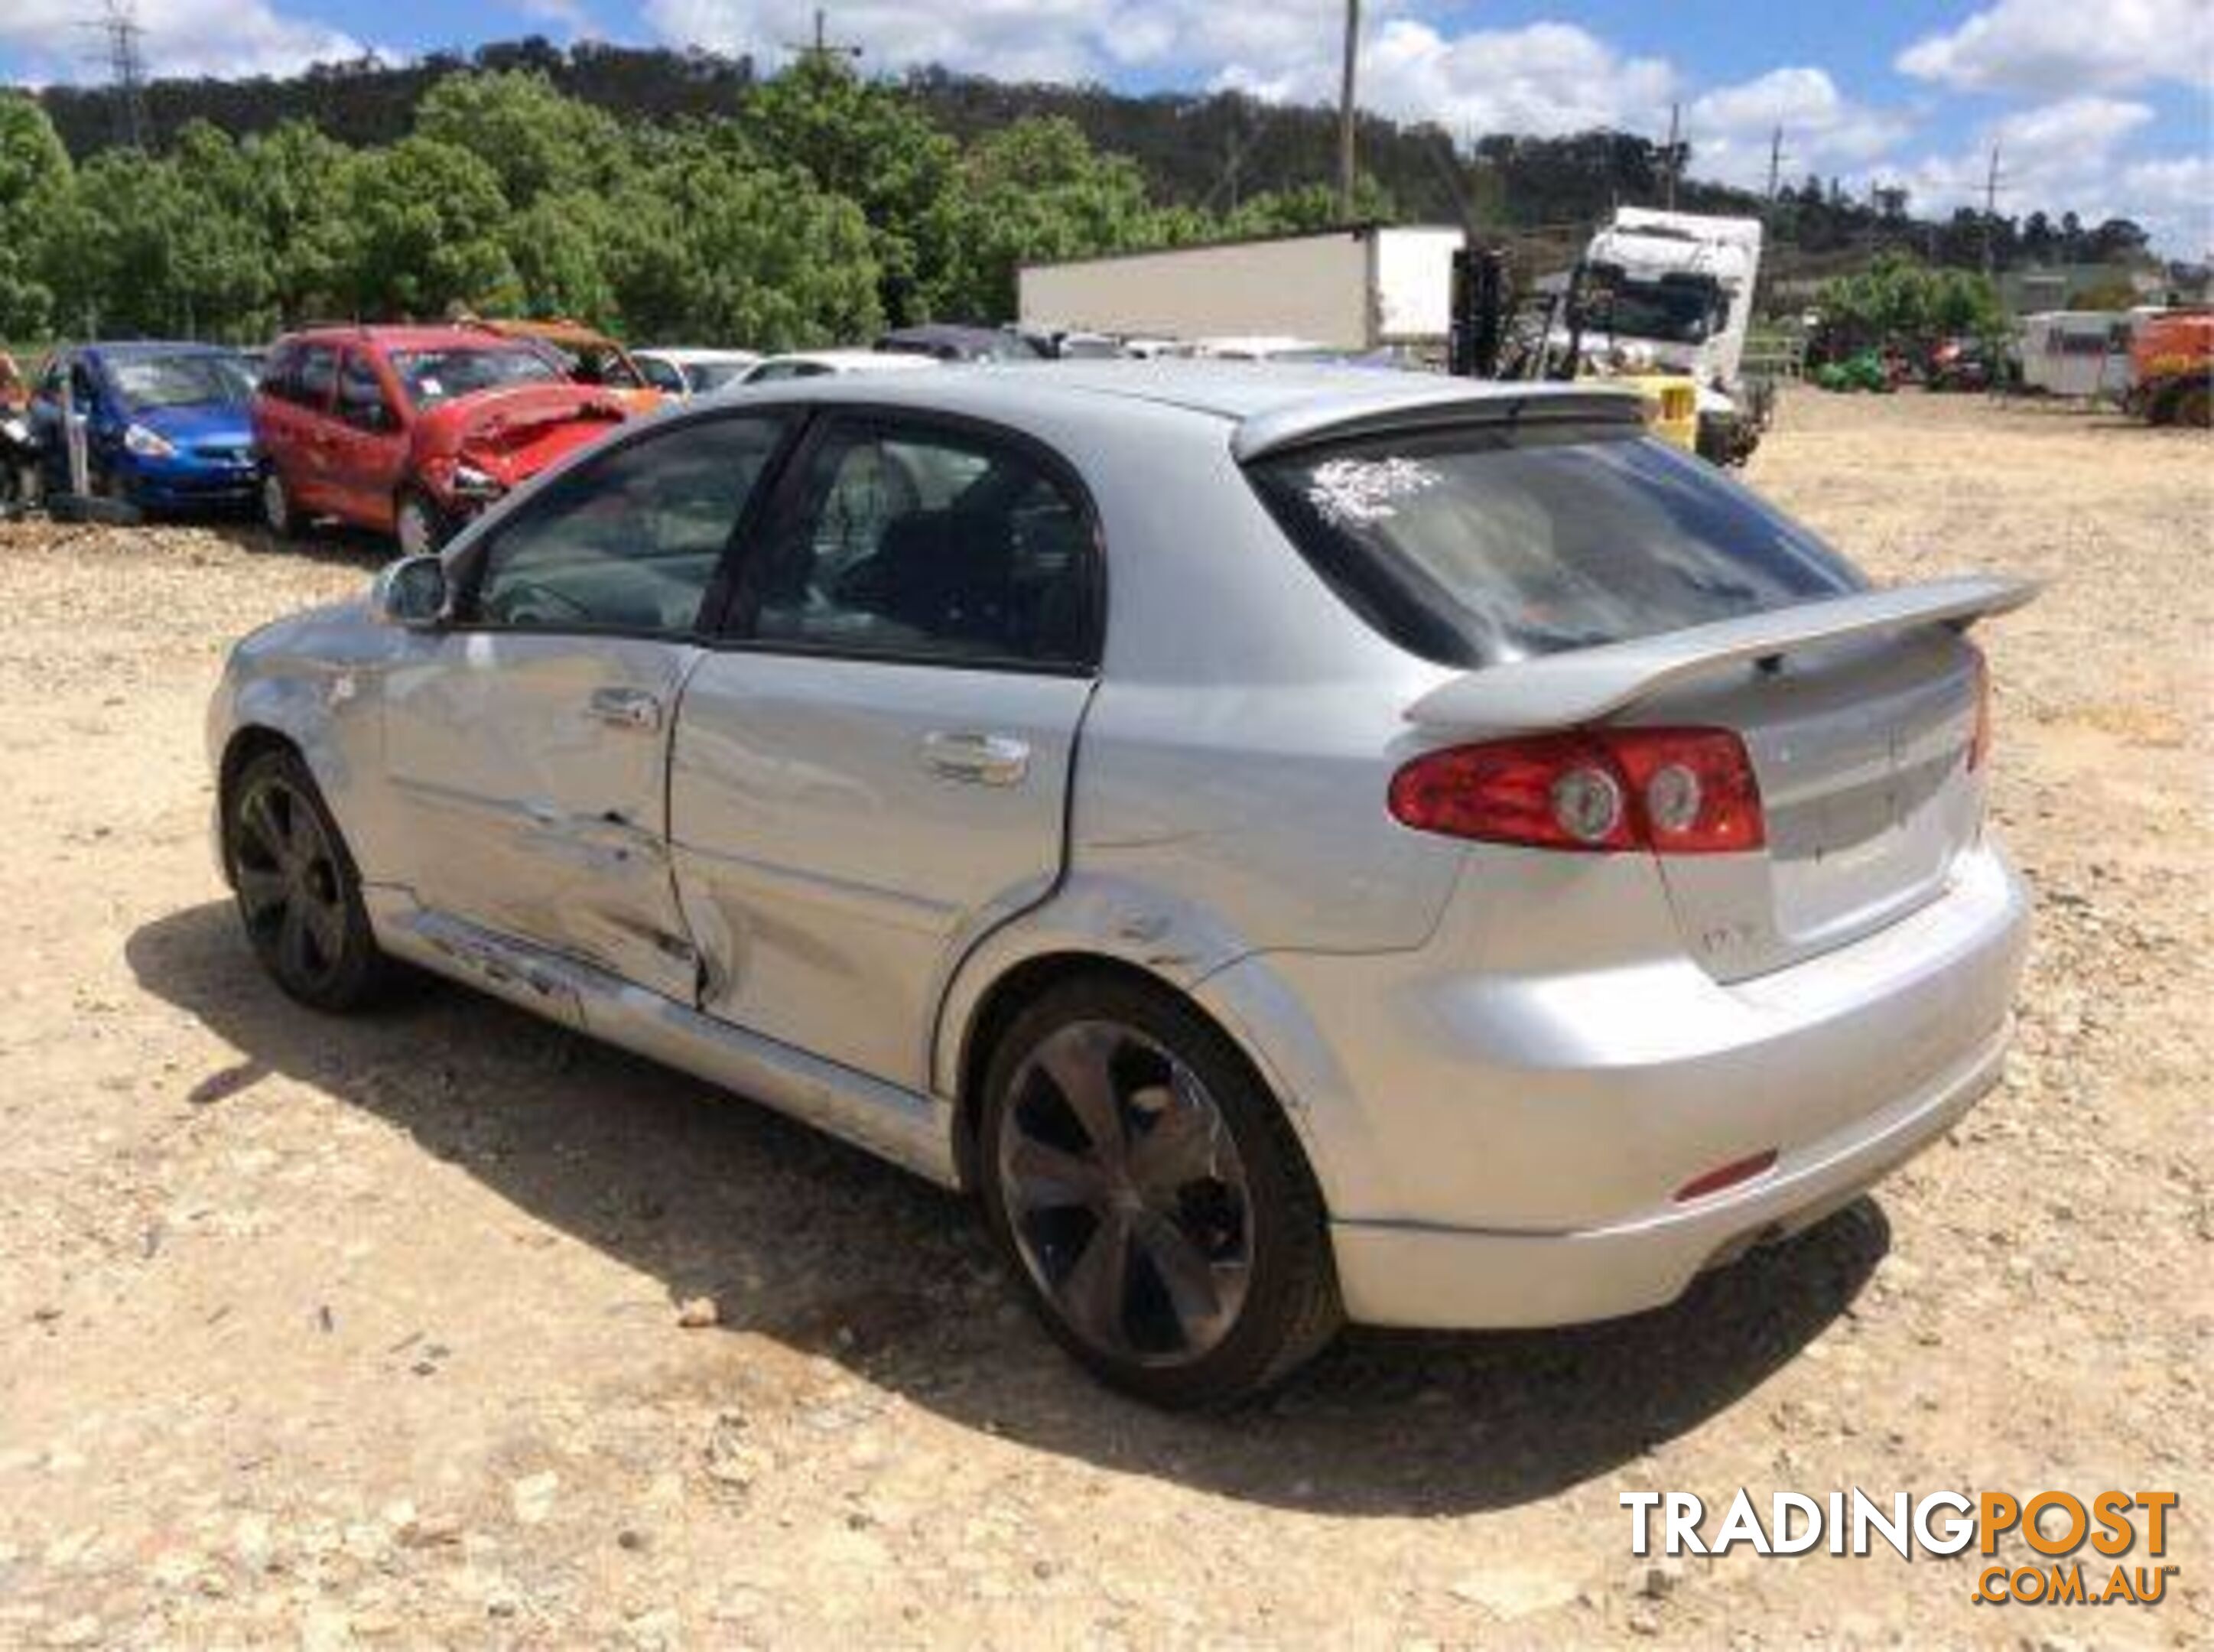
left=1613, top=372, right=1700, bottom=454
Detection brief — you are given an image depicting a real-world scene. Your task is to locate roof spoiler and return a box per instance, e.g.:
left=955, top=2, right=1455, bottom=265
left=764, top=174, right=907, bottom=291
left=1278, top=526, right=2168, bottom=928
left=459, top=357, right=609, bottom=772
left=1406, top=574, right=2039, bottom=733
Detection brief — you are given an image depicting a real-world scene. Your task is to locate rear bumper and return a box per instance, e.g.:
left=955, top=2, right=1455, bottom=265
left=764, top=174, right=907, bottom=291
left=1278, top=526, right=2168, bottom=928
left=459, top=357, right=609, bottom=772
left=1198, top=843, right=2030, bottom=1329
left=1331, top=1013, right=2007, bottom=1328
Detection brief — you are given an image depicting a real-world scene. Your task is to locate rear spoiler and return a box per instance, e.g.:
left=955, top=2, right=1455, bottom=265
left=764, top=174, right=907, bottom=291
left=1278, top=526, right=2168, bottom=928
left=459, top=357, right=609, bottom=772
left=1406, top=574, right=2038, bottom=733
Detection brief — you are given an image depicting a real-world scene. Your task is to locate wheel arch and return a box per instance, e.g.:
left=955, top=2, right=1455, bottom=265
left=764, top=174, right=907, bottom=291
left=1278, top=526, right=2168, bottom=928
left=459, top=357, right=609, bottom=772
left=944, top=947, right=1338, bottom=1212
left=215, top=724, right=306, bottom=882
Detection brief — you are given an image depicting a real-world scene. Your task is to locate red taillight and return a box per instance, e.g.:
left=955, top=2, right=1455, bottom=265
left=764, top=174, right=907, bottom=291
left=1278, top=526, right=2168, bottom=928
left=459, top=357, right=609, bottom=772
left=1389, top=727, right=1766, bottom=855
left=1966, top=645, right=1992, bottom=772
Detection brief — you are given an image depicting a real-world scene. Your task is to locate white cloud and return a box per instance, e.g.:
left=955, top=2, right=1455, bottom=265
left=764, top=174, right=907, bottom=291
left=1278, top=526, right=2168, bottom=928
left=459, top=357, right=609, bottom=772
left=0, top=0, right=364, bottom=83
left=1897, top=0, right=2214, bottom=95
left=642, top=4, right=1679, bottom=135
left=1885, top=96, right=2212, bottom=254
left=1685, top=66, right=1917, bottom=192
left=641, top=0, right=1123, bottom=83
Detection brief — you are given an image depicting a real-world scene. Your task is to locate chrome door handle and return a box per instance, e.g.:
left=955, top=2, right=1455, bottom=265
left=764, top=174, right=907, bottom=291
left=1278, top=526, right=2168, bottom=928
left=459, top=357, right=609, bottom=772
left=586, top=686, right=663, bottom=731
left=921, top=730, right=1029, bottom=786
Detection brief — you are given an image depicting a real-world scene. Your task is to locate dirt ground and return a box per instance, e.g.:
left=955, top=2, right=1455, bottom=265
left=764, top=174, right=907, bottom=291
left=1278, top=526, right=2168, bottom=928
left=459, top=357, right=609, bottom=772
left=0, top=389, right=2207, bottom=1650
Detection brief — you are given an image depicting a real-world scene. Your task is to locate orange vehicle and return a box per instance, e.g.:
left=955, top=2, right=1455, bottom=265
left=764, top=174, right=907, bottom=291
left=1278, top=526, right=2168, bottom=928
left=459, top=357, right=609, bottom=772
left=2128, top=311, right=2212, bottom=427
left=466, top=317, right=666, bottom=415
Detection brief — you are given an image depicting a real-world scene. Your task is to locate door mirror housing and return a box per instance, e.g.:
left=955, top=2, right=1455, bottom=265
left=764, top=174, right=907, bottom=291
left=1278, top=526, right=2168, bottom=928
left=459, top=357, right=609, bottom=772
left=371, top=554, right=450, bottom=628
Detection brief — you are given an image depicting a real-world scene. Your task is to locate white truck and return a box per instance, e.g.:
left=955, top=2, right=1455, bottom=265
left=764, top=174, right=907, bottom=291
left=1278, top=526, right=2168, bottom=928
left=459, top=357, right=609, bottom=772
left=1017, top=225, right=1464, bottom=356
left=1569, top=207, right=1767, bottom=461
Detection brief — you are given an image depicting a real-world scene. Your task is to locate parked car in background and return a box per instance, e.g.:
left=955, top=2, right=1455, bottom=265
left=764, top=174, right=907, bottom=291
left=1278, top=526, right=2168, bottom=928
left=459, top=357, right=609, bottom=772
left=252, top=325, right=631, bottom=553
left=736, top=350, right=939, bottom=385
left=875, top=324, right=1045, bottom=363
left=1925, top=337, right=1994, bottom=393
left=635, top=348, right=762, bottom=399
left=467, top=318, right=665, bottom=415
left=1190, top=336, right=1331, bottom=361
left=28, top=341, right=260, bottom=512
left=210, top=363, right=2033, bottom=1406
left=0, top=352, right=34, bottom=512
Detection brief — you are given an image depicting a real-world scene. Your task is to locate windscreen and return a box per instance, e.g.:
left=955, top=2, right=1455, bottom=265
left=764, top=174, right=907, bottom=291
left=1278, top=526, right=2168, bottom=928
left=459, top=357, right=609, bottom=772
left=110, top=354, right=251, bottom=411
left=1600, top=276, right=1725, bottom=344
left=1247, top=424, right=1865, bottom=667
left=389, top=347, right=559, bottom=409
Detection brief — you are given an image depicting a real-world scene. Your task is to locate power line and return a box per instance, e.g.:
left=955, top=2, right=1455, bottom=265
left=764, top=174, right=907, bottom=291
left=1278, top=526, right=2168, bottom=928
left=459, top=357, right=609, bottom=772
left=783, top=7, right=861, bottom=71
left=76, top=0, right=151, bottom=151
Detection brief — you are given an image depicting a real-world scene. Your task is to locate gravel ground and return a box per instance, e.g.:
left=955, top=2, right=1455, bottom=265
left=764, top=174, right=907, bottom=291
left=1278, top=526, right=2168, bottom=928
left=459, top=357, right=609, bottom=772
left=0, top=389, right=2206, bottom=1649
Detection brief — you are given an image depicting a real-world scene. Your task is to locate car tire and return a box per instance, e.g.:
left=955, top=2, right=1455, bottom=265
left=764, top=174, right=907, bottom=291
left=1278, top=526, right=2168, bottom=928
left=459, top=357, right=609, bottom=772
left=395, top=488, right=452, bottom=558
left=262, top=467, right=301, bottom=539
left=979, top=974, right=1343, bottom=1408
left=223, top=748, right=391, bottom=1012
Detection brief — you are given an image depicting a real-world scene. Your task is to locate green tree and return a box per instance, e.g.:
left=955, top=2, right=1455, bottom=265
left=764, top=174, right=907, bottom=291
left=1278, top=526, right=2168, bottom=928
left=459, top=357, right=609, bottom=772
left=743, top=60, right=964, bottom=325
left=504, top=191, right=619, bottom=324
left=340, top=135, right=523, bottom=318
left=1222, top=176, right=1396, bottom=237
left=603, top=132, right=881, bottom=348
left=0, top=93, right=73, bottom=337
left=944, top=116, right=1171, bottom=318
left=245, top=121, right=356, bottom=326
left=415, top=70, right=629, bottom=209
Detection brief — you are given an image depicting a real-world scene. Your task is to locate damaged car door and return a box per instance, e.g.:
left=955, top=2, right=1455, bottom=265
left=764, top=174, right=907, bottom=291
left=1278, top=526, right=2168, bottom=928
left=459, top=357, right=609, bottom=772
left=379, top=412, right=792, bottom=1000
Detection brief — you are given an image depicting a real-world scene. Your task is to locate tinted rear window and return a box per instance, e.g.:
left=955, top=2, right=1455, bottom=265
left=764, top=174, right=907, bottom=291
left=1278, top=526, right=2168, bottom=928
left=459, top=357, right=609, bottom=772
left=1247, top=424, right=1864, bottom=667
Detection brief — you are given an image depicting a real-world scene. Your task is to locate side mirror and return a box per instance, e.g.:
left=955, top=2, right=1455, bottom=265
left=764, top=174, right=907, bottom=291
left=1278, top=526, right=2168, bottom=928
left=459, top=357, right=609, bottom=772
left=371, top=554, right=450, bottom=628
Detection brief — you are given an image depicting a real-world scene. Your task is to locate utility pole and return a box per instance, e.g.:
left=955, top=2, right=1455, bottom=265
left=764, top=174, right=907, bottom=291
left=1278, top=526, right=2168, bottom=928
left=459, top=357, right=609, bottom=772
left=1981, top=141, right=2006, bottom=276
left=1765, top=125, right=1784, bottom=204
left=79, top=0, right=151, bottom=151
left=785, top=8, right=861, bottom=71
left=1663, top=102, right=1679, bottom=210
left=1337, top=0, right=1361, bottom=220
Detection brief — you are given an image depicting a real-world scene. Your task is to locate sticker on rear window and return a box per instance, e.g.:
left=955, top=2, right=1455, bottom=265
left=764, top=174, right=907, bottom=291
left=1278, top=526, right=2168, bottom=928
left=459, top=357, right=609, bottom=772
left=1305, top=456, right=1439, bottom=528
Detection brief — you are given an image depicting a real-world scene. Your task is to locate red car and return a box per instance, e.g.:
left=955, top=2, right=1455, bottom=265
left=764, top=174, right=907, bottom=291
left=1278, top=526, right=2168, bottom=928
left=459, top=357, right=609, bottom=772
left=252, top=325, right=631, bottom=552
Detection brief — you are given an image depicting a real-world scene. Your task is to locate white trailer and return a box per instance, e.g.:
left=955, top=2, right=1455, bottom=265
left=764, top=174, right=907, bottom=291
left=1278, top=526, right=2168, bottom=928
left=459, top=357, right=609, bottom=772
left=2017, top=311, right=2134, bottom=398
left=1018, top=225, right=1464, bottom=354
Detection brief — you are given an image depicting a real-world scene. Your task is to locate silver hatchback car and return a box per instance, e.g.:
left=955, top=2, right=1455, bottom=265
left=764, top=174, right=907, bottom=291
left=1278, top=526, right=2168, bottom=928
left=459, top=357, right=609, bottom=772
left=208, top=363, right=2032, bottom=1405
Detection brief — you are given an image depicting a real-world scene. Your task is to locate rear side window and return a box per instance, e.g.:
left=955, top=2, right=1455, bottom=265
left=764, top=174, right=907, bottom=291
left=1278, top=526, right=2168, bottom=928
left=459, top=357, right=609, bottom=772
left=1247, top=425, right=1865, bottom=667
left=734, top=418, right=1097, bottom=670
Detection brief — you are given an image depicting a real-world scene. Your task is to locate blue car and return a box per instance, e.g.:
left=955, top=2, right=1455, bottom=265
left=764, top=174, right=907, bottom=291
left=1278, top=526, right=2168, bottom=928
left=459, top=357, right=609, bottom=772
left=31, top=342, right=261, bottom=512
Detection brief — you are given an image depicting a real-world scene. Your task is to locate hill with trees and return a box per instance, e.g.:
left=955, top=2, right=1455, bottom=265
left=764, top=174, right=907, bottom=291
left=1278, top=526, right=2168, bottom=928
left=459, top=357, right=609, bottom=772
left=2, top=37, right=2168, bottom=349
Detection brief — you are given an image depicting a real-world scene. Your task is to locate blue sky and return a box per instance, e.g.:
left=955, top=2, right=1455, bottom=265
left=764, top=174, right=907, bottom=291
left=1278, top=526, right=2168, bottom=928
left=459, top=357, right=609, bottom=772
left=5, top=1, right=2209, bottom=254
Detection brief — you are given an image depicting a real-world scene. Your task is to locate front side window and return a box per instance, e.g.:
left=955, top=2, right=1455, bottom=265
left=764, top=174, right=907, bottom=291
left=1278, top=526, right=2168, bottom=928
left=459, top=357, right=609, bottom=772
left=470, top=415, right=788, bottom=636
left=738, top=418, right=1097, bottom=669
left=336, top=352, right=396, bottom=433
left=1247, top=424, right=1865, bottom=667
left=295, top=345, right=338, bottom=411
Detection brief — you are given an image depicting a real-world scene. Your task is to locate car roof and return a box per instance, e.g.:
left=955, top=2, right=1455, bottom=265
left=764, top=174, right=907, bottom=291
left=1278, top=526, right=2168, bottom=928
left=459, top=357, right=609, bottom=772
left=879, top=324, right=1008, bottom=346
left=83, top=340, right=235, bottom=360
left=639, top=347, right=759, bottom=364
left=720, top=359, right=1640, bottom=458
left=280, top=325, right=535, bottom=353
left=474, top=317, right=626, bottom=350
left=762, top=350, right=938, bottom=372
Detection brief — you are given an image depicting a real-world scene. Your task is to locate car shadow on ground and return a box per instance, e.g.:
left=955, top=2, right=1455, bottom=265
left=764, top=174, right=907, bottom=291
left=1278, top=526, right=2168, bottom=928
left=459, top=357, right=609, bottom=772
left=127, top=899, right=1888, bottom=1517
left=200, top=517, right=395, bottom=570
